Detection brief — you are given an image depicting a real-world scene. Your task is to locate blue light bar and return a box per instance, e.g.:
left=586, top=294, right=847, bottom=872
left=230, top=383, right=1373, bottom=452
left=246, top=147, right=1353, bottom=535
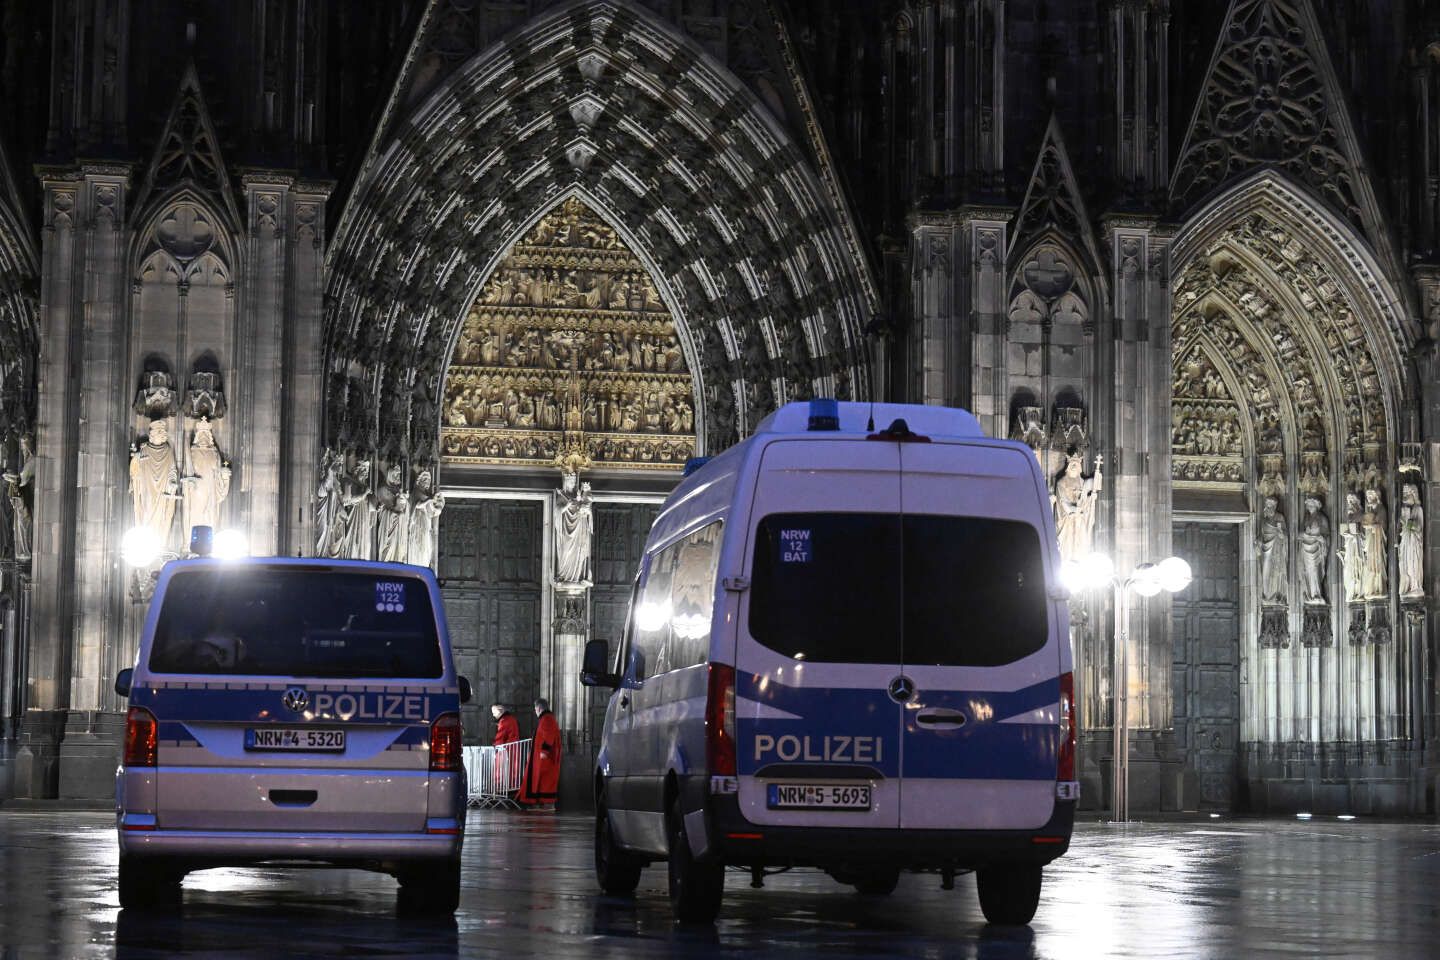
left=189, top=525, right=214, bottom=557
left=807, top=397, right=840, bottom=431
left=682, top=456, right=711, bottom=477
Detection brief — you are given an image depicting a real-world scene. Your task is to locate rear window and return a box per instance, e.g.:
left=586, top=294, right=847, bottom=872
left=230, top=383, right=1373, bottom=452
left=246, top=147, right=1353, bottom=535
left=148, top=568, right=443, bottom=678
left=749, top=513, right=1049, bottom=667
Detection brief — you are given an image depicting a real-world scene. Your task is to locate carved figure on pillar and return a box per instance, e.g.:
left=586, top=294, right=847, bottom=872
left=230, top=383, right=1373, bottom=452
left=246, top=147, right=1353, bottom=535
left=376, top=463, right=410, bottom=563
left=1297, top=496, right=1329, bottom=604
left=336, top=458, right=375, bottom=560
left=554, top=471, right=594, bottom=586
left=407, top=469, right=445, bottom=569
left=1361, top=486, right=1388, bottom=599
left=1398, top=483, right=1424, bottom=599
left=130, top=420, right=180, bottom=552
left=181, top=418, right=230, bottom=539
left=3, top=433, right=34, bottom=562
left=1052, top=453, right=1102, bottom=563
left=1258, top=495, right=1288, bottom=604
left=315, top=449, right=344, bottom=558
left=1338, top=492, right=1363, bottom=604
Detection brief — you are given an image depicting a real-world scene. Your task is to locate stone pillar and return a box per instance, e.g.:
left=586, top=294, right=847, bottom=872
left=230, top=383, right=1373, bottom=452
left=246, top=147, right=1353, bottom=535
left=283, top=184, right=330, bottom=557
left=959, top=207, right=1011, bottom=436
left=909, top=214, right=957, bottom=406
left=13, top=173, right=84, bottom=798
left=1412, top=267, right=1440, bottom=783
left=238, top=174, right=293, bottom=557
left=57, top=166, right=132, bottom=798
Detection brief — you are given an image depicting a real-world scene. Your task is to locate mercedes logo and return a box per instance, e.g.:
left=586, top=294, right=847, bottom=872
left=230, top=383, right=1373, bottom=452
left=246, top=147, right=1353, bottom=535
left=282, top=687, right=309, bottom=713
left=887, top=676, right=915, bottom=704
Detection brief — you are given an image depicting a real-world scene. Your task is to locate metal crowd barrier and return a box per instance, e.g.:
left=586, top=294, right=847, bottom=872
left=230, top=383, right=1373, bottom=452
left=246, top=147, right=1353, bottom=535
left=463, top=739, right=532, bottom=809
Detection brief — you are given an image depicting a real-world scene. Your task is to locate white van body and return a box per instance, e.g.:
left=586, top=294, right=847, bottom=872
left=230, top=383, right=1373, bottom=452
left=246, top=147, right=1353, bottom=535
left=586, top=401, right=1076, bottom=923
left=114, top=557, right=467, bottom=913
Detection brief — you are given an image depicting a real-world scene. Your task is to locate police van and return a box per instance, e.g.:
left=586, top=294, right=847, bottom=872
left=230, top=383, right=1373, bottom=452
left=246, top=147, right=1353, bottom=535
left=581, top=400, right=1077, bottom=924
left=114, top=556, right=470, bottom=913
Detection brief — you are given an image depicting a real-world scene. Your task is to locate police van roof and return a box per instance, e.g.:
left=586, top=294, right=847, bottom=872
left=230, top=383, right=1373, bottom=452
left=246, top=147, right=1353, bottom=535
left=753, top=401, right=985, bottom=439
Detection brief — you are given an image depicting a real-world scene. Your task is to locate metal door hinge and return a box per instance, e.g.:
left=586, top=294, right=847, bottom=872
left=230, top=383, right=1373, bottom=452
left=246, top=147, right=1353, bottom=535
left=722, top=576, right=750, bottom=592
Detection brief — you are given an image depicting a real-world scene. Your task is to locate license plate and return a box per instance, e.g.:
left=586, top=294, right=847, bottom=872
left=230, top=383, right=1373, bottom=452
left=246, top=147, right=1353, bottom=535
left=244, top=728, right=346, bottom=752
left=766, top=783, right=872, bottom=810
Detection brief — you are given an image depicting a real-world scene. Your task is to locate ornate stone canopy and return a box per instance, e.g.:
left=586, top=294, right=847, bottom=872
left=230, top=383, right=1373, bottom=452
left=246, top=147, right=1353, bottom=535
left=324, top=0, right=875, bottom=471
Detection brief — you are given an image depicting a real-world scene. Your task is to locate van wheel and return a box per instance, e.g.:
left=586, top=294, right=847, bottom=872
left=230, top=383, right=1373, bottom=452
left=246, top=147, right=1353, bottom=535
left=853, top=868, right=901, bottom=896
left=397, top=860, right=461, bottom=915
left=118, top=857, right=181, bottom=910
left=666, top=799, right=723, bottom=924
left=976, top=865, right=1042, bottom=925
left=595, top=799, right=643, bottom=896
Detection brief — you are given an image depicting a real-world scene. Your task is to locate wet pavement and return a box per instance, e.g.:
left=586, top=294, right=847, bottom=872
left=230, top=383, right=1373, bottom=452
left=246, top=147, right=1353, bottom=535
left=1, top=810, right=1437, bottom=959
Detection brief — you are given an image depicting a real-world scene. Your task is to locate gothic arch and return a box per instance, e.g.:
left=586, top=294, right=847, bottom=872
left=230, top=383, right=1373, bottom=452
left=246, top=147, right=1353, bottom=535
left=129, top=189, right=239, bottom=285
left=325, top=0, right=876, bottom=472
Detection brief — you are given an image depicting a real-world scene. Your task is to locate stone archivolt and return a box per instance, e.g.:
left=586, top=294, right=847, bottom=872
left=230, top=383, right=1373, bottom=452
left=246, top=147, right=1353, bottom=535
left=441, top=198, right=697, bottom=471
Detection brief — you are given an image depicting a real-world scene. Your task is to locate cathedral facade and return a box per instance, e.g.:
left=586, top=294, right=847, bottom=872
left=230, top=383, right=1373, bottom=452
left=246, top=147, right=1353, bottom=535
left=0, top=0, right=1437, bottom=814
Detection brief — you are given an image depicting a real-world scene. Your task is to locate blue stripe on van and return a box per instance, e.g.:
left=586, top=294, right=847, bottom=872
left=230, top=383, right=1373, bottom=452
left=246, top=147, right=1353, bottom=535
left=131, top=686, right=455, bottom=725
left=736, top=672, right=1059, bottom=781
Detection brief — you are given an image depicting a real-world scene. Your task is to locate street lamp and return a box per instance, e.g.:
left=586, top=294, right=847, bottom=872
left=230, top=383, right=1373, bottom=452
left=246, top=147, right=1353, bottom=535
left=1063, top=550, right=1191, bottom=822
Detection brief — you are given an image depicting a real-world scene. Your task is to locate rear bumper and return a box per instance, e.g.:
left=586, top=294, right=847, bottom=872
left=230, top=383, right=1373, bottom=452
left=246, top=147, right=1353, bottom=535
left=117, top=828, right=462, bottom=867
left=705, top=793, right=1074, bottom=871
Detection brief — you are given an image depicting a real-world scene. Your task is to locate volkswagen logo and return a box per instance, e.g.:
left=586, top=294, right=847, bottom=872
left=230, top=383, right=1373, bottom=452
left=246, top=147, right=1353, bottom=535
left=282, top=687, right=309, bottom=713
left=887, top=675, right=915, bottom=704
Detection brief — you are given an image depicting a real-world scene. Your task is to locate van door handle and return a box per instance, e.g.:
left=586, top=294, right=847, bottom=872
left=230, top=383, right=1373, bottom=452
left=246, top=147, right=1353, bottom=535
left=915, top=709, right=967, bottom=728
left=269, top=789, right=318, bottom=807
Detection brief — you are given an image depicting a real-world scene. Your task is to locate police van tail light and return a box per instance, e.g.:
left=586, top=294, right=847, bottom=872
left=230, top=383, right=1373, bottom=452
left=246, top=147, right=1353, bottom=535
left=706, top=663, right=737, bottom=776
left=1058, top=671, right=1076, bottom=782
left=123, top=706, right=158, bottom=768
left=429, top=712, right=463, bottom=773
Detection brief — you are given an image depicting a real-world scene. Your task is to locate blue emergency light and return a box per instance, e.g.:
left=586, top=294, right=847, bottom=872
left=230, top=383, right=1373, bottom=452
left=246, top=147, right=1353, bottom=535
left=189, top=525, right=214, bottom=557
left=807, top=397, right=840, bottom=431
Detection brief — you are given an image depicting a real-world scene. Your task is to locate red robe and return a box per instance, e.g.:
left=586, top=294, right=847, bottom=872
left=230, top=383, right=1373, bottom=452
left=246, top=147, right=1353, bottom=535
left=519, top=710, right=562, bottom=806
left=493, top=712, right=521, bottom=791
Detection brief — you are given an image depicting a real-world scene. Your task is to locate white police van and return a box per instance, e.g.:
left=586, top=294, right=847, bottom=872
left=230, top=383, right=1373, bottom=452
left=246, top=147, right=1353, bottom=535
left=114, top=556, right=470, bottom=913
left=581, top=400, right=1077, bottom=924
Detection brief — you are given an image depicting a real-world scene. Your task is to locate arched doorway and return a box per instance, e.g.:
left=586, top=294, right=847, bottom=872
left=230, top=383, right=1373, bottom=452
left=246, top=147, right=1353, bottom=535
left=1169, top=174, right=1419, bottom=812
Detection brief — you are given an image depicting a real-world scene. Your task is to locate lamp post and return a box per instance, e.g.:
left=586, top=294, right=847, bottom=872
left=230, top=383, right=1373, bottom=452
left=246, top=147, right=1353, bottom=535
left=1061, top=552, right=1192, bottom=822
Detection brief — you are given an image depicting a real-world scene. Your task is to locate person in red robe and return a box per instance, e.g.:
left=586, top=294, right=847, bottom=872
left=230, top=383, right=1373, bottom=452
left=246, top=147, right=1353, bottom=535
left=519, top=698, right=561, bottom=809
left=491, top=704, right=521, bottom=795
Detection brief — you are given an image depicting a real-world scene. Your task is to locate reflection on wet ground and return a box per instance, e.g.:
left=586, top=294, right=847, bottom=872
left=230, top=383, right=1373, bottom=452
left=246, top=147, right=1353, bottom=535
left=1, top=810, right=1437, bottom=958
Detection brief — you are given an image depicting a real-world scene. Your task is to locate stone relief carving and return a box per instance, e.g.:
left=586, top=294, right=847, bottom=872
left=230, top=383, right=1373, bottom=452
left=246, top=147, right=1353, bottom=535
left=1337, top=492, right=1364, bottom=605
left=553, top=471, right=594, bottom=587
left=1360, top=486, right=1388, bottom=600
left=1052, top=452, right=1102, bottom=564
left=1397, top=483, right=1424, bottom=599
left=3, top=432, right=33, bottom=562
left=442, top=198, right=697, bottom=471
left=1297, top=495, right=1329, bottom=605
left=184, top=370, right=226, bottom=420
left=1258, top=495, right=1288, bottom=605
left=335, top=457, right=374, bottom=561
left=1301, top=607, right=1330, bottom=648
left=180, top=418, right=230, bottom=538
left=407, top=469, right=444, bottom=570
left=130, top=419, right=180, bottom=554
left=376, top=463, right=409, bottom=564
left=1007, top=245, right=1089, bottom=332
left=133, top=368, right=179, bottom=420
left=315, top=448, right=344, bottom=559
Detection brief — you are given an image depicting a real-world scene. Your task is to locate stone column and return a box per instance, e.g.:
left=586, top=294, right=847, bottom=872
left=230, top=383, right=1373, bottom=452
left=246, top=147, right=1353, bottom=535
left=238, top=174, right=293, bottom=557
left=13, top=173, right=84, bottom=798
left=1412, top=267, right=1440, bottom=785
left=908, top=213, right=957, bottom=406
left=283, top=183, right=330, bottom=557
left=58, top=166, right=132, bottom=798
left=959, top=207, right=1011, bottom=437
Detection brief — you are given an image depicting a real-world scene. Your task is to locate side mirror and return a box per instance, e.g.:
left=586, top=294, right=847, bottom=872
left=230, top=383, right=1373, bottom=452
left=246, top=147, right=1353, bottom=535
left=114, top=668, right=133, bottom=698
left=458, top=676, right=473, bottom=704
left=580, top=639, right=617, bottom=688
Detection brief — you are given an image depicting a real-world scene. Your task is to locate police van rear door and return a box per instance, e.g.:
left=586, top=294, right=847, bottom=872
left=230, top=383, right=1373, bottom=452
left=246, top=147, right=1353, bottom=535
left=897, top=441, right=1062, bottom=831
left=736, top=439, right=903, bottom=830
left=142, top=565, right=450, bottom=833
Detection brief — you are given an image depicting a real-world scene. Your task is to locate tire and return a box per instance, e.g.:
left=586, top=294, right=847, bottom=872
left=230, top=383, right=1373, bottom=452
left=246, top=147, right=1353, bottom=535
left=852, top=868, right=901, bottom=897
left=595, top=797, right=644, bottom=896
left=397, top=860, right=462, bottom=916
left=118, top=856, right=181, bottom=910
left=666, top=799, right=723, bottom=924
left=976, top=865, right=1043, bottom=925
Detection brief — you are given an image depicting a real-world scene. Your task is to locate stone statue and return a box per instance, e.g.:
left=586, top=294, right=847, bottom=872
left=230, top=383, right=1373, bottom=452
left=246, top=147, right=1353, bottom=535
left=1052, top=453, right=1102, bottom=563
left=315, top=449, right=344, bottom=558
left=3, top=433, right=34, bottom=561
left=1338, top=492, right=1363, bottom=604
left=376, top=463, right=410, bottom=563
left=554, top=472, right=594, bottom=585
left=1361, top=486, right=1388, bottom=599
left=1398, top=483, right=1424, bottom=599
left=1258, top=495, right=1288, bottom=604
left=407, top=469, right=445, bottom=569
left=336, top=458, right=374, bottom=560
left=1297, top=496, right=1329, bottom=604
left=181, top=418, right=231, bottom=541
left=130, top=419, right=180, bottom=553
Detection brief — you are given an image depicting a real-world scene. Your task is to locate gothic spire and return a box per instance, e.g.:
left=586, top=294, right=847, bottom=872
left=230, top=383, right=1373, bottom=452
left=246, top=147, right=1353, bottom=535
left=1011, top=115, right=1100, bottom=270
left=132, top=61, right=239, bottom=228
